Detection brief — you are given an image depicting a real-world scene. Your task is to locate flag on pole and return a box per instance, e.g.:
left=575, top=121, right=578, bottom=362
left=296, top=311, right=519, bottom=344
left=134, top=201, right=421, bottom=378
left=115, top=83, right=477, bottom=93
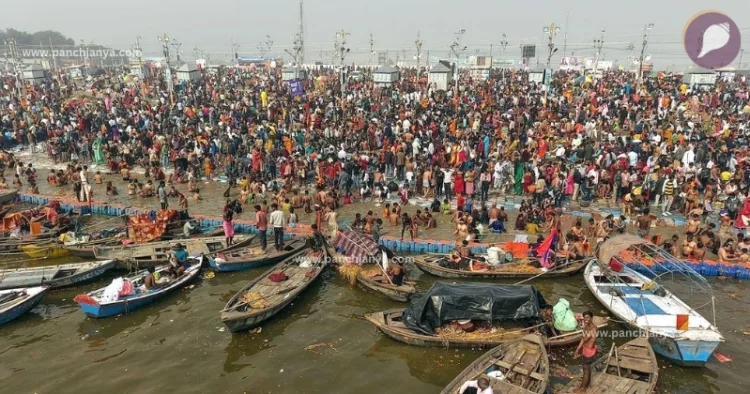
left=536, top=228, right=558, bottom=269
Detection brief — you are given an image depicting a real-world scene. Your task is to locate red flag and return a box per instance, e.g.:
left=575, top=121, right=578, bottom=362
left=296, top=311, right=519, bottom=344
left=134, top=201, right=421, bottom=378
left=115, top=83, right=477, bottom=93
left=536, top=228, right=558, bottom=269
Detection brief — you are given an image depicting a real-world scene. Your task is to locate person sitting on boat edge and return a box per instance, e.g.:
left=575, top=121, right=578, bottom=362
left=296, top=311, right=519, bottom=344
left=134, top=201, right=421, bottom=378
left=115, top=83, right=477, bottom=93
left=459, top=377, right=493, bottom=394
left=167, top=243, right=189, bottom=277
left=310, top=224, right=326, bottom=251
left=143, top=266, right=159, bottom=291
left=573, top=311, right=598, bottom=393
left=387, top=259, right=405, bottom=286
left=486, top=244, right=504, bottom=267
left=538, top=305, right=558, bottom=339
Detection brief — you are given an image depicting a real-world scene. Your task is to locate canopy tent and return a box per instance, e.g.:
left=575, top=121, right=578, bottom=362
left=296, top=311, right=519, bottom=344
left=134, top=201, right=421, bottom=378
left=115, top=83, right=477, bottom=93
left=402, top=282, right=547, bottom=335
left=333, top=228, right=390, bottom=265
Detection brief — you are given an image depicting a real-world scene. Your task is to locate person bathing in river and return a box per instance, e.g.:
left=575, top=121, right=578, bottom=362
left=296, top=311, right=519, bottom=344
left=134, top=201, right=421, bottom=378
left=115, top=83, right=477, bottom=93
left=573, top=311, right=598, bottom=393
left=387, top=260, right=405, bottom=286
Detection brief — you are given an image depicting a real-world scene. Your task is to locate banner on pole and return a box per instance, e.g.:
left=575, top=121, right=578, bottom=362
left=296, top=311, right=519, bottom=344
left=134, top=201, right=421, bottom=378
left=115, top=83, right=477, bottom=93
left=290, top=78, right=304, bottom=97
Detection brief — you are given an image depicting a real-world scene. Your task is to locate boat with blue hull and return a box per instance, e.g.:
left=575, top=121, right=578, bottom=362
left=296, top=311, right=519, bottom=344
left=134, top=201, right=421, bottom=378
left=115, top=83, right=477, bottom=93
left=74, top=257, right=203, bottom=318
left=0, top=286, right=47, bottom=327
left=588, top=235, right=724, bottom=367
left=209, top=238, right=307, bottom=272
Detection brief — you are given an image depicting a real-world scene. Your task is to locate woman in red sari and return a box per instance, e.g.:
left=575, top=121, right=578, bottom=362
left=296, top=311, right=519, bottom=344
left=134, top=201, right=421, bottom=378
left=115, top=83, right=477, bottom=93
left=454, top=172, right=465, bottom=196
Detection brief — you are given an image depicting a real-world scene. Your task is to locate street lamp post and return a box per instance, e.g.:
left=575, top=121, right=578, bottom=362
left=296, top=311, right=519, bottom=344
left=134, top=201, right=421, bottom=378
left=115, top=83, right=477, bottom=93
left=500, top=34, right=508, bottom=63
left=636, top=23, right=654, bottom=92
left=449, top=29, right=467, bottom=92
left=543, top=23, right=561, bottom=68
left=592, top=29, right=606, bottom=77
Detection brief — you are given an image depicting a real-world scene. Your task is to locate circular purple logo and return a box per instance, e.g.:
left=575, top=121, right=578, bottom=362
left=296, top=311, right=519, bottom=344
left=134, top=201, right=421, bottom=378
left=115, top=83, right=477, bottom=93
left=683, top=11, right=741, bottom=69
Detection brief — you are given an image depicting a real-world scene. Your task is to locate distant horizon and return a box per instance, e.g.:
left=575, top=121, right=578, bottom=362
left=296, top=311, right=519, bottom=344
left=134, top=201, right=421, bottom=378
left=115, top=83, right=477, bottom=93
left=1, top=1, right=747, bottom=68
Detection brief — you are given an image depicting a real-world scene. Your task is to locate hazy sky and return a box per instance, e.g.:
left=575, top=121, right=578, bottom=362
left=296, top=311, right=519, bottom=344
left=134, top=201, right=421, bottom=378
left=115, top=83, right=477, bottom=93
left=2, top=0, right=748, bottom=67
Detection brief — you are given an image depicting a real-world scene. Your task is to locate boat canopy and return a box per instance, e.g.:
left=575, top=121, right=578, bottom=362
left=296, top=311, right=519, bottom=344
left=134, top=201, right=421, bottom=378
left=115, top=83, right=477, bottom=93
left=596, top=234, right=711, bottom=293
left=333, top=229, right=390, bottom=264
left=402, top=282, right=547, bottom=335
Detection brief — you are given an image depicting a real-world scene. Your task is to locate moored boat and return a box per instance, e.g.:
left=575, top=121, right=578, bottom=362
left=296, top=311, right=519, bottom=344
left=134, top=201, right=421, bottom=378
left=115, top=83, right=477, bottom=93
left=365, top=282, right=607, bottom=349
left=413, top=254, right=587, bottom=279
left=0, top=286, right=47, bottom=327
left=209, top=237, right=307, bottom=272
left=332, top=229, right=416, bottom=302
left=587, top=235, right=724, bottom=367
left=73, top=257, right=203, bottom=318
left=365, top=308, right=607, bottom=348
left=0, top=260, right=117, bottom=290
left=221, top=242, right=328, bottom=332
left=559, top=337, right=658, bottom=394
left=0, top=190, right=18, bottom=205
left=93, top=235, right=250, bottom=267
left=439, top=334, right=549, bottom=394
left=19, top=244, right=71, bottom=258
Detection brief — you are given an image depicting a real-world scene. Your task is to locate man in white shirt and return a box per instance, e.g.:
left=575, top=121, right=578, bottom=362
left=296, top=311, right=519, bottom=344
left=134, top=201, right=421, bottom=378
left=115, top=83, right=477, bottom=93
left=459, top=377, right=493, bottom=394
left=486, top=244, right=503, bottom=267
left=269, top=203, right=285, bottom=252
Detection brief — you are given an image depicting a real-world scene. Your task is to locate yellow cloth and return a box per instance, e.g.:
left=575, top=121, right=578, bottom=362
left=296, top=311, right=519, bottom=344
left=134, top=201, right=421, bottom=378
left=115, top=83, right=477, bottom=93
left=261, top=91, right=268, bottom=108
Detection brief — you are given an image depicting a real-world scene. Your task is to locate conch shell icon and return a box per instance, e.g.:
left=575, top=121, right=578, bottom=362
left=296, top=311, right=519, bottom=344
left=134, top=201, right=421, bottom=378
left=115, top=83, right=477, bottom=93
left=697, top=22, right=731, bottom=59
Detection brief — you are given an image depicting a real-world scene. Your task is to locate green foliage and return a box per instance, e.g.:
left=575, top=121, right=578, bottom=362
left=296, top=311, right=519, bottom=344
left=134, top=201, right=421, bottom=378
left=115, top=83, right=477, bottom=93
left=0, top=28, right=75, bottom=46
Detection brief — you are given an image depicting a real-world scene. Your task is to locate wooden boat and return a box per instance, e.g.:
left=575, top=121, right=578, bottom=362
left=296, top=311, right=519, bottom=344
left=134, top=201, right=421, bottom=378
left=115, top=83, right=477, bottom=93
left=20, top=244, right=71, bottom=258
left=559, top=337, right=658, bottom=394
left=0, top=260, right=117, bottom=290
left=0, top=206, right=12, bottom=219
left=0, top=190, right=17, bottom=205
left=64, top=237, right=124, bottom=259
left=221, top=243, right=328, bottom=332
left=331, top=229, right=416, bottom=302
left=0, top=286, right=47, bottom=327
left=355, top=272, right=416, bottom=302
left=588, top=235, right=723, bottom=367
left=331, top=247, right=416, bottom=302
left=365, top=309, right=608, bottom=349
left=209, top=237, right=308, bottom=272
left=413, top=254, right=587, bottom=279
left=73, top=257, right=203, bottom=318
left=93, top=235, right=251, bottom=266
left=440, top=334, right=549, bottom=394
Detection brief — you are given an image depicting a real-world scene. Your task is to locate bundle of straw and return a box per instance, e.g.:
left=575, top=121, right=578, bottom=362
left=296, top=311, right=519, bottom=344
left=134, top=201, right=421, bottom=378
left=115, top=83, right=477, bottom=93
left=337, top=263, right=363, bottom=286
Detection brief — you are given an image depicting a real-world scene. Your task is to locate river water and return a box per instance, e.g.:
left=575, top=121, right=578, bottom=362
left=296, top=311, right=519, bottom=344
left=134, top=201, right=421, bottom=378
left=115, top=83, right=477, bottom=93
left=1, top=251, right=747, bottom=394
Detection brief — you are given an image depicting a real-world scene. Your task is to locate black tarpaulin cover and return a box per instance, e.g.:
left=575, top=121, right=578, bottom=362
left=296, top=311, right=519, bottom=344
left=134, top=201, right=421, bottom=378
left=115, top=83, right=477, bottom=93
left=402, top=282, right=547, bottom=335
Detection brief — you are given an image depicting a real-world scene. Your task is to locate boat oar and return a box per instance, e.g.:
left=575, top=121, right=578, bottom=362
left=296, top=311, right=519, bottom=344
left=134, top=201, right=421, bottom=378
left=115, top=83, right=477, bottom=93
left=613, top=344, right=622, bottom=377
left=601, top=343, right=617, bottom=374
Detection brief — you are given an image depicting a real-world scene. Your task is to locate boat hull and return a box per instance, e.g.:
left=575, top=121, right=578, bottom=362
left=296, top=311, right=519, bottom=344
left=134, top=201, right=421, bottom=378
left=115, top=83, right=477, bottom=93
left=356, top=276, right=414, bottom=302
left=413, top=257, right=586, bottom=279
left=77, top=264, right=200, bottom=318
left=0, top=191, right=17, bottom=205
left=0, top=261, right=117, bottom=290
left=0, top=288, right=46, bottom=327
left=210, top=251, right=298, bottom=273
left=584, top=260, right=723, bottom=367
left=365, top=310, right=605, bottom=349
left=650, top=336, right=720, bottom=367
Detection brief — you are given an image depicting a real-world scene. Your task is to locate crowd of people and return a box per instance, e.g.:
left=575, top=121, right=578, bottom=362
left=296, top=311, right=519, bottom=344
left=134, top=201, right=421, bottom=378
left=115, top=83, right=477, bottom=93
left=1, top=63, right=750, bottom=263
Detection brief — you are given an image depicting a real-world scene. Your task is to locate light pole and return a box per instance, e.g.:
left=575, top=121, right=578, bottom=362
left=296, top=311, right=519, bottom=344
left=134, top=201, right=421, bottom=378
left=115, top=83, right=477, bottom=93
left=592, top=30, right=605, bottom=77
left=449, top=29, right=467, bottom=92
left=158, top=33, right=174, bottom=104
left=543, top=23, right=561, bottom=69
left=500, top=34, right=508, bottom=63
left=636, top=23, right=654, bottom=92
left=414, top=32, right=423, bottom=73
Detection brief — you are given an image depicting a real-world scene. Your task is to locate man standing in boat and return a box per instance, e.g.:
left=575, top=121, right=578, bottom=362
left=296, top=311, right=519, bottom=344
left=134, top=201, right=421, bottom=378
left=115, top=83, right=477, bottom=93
left=254, top=205, right=268, bottom=251
left=269, top=203, right=285, bottom=252
left=573, top=311, right=598, bottom=393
